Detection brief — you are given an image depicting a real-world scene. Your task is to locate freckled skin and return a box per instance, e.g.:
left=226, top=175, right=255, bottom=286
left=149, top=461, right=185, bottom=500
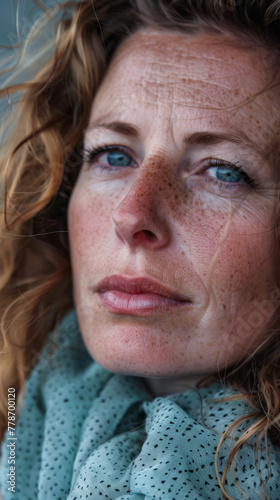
left=68, top=29, right=279, bottom=377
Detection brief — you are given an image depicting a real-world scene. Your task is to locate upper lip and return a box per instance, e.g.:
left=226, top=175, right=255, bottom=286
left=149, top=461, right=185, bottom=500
left=96, top=275, right=191, bottom=302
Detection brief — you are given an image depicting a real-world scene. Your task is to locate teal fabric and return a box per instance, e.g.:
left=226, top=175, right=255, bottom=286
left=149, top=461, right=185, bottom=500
left=0, top=308, right=279, bottom=499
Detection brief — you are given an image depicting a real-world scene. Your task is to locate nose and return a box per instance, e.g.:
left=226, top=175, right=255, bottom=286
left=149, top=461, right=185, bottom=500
left=112, top=163, right=171, bottom=251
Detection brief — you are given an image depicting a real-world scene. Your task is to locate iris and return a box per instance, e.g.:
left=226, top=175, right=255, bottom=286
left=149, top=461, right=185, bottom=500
left=107, top=152, right=131, bottom=167
left=215, top=167, right=241, bottom=183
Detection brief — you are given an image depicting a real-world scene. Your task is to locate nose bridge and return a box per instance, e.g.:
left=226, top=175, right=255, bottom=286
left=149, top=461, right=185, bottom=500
left=117, top=153, right=172, bottom=213
left=112, top=153, right=173, bottom=248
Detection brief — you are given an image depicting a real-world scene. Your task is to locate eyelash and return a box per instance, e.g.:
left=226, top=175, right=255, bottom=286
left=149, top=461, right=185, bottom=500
left=82, top=144, right=257, bottom=190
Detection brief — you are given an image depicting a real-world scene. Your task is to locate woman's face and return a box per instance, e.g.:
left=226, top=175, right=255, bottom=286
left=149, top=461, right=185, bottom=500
left=68, top=29, right=278, bottom=377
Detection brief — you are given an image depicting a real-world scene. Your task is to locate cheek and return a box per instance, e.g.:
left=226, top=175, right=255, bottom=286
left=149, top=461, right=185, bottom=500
left=180, top=195, right=274, bottom=294
left=68, top=186, right=115, bottom=256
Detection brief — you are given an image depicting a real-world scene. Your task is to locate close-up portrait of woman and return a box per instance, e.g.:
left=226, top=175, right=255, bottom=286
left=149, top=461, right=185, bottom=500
left=0, top=0, right=280, bottom=498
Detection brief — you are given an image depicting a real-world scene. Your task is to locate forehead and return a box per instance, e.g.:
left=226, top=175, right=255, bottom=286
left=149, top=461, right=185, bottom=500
left=90, top=29, right=280, bottom=148
left=96, top=30, right=272, bottom=101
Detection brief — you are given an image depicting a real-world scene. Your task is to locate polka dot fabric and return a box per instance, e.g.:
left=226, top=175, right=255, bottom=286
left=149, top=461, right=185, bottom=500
left=0, top=308, right=279, bottom=499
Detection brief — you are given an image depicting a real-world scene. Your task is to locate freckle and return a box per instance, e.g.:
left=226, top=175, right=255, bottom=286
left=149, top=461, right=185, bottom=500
left=223, top=304, right=226, bottom=310
left=168, top=182, right=172, bottom=187
left=200, top=356, right=203, bottom=359
left=181, top=251, right=185, bottom=255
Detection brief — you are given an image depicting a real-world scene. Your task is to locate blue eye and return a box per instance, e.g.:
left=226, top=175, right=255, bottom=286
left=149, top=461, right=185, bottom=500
left=207, top=166, right=242, bottom=183
left=83, top=144, right=134, bottom=170
left=203, top=159, right=255, bottom=188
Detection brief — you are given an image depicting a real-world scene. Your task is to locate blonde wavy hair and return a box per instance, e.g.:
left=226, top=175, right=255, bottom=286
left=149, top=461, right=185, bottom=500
left=1, top=1, right=280, bottom=498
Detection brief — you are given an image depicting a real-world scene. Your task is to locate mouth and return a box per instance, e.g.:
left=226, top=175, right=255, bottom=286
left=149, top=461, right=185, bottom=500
left=95, top=274, right=192, bottom=316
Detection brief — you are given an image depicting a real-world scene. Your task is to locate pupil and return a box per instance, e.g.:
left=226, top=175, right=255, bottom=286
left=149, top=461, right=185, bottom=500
left=108, top=152, right=131, bottom=167
left=216, top=168, right=240, bottom=183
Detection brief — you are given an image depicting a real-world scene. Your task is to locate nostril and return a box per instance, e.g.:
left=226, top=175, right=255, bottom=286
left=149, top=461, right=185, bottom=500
left=143, top=230, right=155, bottom=239
left=133, top=229, right=156, bottom=243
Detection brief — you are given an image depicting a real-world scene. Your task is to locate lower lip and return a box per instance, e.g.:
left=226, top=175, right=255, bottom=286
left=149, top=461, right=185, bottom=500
left=98, top=290, right=190, bottom=316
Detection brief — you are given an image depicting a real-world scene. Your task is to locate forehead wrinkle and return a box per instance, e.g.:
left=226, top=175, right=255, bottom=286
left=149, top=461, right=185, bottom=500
left=112, top=32, right=275, bottom=103
left=130, top=61, right=236, bottom=88
left=104, top=57, right=272, bottom=114
left=137, top=77, right=239, bottom=96
left=138, top=53, right=249, bottom=78
left=122, top=58, right=239, bottom=97
left=116, top=79, right=238, bottom=114
left=114, top=30, right=267, bottom=78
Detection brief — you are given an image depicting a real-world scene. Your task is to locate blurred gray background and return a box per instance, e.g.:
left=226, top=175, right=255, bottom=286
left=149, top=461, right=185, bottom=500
left=0, top=0, right=55, bottom=46
left=0, top=2, right=18, bottom=46
left=0, top=0, right=58, bottom=123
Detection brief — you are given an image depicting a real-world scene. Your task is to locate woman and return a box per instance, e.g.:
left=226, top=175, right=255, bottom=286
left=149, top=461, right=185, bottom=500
left=0, top=0, right=280, bottom=498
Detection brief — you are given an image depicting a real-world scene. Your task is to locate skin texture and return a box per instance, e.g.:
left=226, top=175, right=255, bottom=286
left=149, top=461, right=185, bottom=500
left=68, top=28, right=279, bottom=378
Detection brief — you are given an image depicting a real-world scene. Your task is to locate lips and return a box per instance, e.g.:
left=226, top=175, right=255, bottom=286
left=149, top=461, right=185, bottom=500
left=96, top=275, right=190, bottom=302
left=94, top=274, right=191, bottom=316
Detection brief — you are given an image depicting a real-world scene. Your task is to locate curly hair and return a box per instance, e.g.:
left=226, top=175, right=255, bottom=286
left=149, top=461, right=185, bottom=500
left=1, top=1, right=280, bottom=498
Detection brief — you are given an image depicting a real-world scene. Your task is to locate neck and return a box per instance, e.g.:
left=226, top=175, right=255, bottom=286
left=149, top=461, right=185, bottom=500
left=143, top=374, right=204, bottom=397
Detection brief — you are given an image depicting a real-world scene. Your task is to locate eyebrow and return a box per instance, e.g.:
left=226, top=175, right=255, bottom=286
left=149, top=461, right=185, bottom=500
left=86, top=119, right=267, bottom=160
